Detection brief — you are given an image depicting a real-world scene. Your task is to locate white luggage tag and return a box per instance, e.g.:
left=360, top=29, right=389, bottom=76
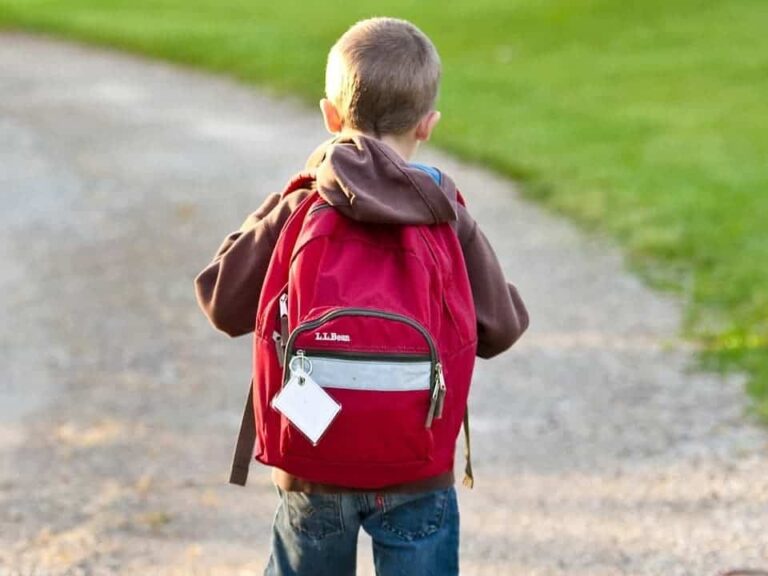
left=271, top=353, right=341, bottom=445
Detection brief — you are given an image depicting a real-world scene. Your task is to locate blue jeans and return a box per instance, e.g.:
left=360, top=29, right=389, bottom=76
left=265, top=486, right=459, bottom=576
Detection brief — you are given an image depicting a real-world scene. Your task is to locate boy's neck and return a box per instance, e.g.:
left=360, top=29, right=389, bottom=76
left=339, top=129, right=418, bottom=161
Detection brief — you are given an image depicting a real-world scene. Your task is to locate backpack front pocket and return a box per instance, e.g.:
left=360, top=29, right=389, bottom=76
left=276, top=308, right=444, bottom=466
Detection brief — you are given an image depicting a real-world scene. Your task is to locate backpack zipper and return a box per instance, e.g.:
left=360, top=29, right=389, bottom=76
left=284, top=308, right=438, bottom=367
left=282, top=308, right=445, bottom=428
left=295, top=350, right=430, bottom=363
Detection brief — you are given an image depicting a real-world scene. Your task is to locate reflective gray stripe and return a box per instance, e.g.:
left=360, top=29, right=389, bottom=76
left=291, top=355, right=431, bottom=392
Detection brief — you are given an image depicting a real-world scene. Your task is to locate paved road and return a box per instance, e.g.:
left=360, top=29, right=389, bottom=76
left=1, top=33, right=766, bottom=576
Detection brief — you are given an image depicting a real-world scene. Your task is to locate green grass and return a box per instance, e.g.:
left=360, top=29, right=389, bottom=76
left=2, top=0, right=766, bottom=418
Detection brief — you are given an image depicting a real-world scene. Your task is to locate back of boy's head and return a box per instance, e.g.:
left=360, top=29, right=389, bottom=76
left=326, top=17, right=441, bottom=136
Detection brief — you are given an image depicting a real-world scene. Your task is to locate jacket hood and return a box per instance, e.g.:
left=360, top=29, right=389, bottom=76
left=305, top=135, right=458, bottom=225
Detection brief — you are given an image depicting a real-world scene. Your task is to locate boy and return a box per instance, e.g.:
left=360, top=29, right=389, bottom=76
left=195, top=17, right=528, bottom=576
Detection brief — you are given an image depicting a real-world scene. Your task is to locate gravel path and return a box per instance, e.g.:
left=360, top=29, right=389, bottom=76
left=0, top=33, right=766, bottom=576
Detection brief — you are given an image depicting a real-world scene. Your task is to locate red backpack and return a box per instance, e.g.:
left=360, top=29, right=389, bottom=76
left=230, top=173, right=478, bottom=489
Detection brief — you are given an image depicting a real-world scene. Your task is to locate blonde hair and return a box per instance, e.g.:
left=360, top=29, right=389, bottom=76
left=325, top=17, right=441, bottom=136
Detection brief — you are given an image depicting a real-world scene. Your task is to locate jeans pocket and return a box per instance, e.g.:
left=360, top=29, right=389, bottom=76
left=282, top=491, right=344, bottom=541
left=380, top=488, right=451, bottom=541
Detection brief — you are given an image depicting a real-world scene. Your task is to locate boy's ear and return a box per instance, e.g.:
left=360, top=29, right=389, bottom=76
left=320, top=98, right=344, bottom=134
left=414, top=111, right=441, bottom=142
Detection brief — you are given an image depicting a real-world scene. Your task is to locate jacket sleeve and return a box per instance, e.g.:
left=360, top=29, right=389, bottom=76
left=456, top=204, right=530, bottom=358
left=194, top=190, right=310, bottom=337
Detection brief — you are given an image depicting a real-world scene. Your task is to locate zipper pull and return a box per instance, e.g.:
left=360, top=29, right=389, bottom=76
left=434, top=363, right=446, bottom=419
left=272, top=331, right=284, bottom=367
left=277, top=293, right=289, bottom=364
left=294, top=350, right=304, bottom=383
left=425, top=363, right=445, bottom=428
left=425, top=383, right=440, bottom=428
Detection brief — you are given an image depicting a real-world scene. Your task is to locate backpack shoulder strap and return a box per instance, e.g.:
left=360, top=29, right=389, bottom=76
left=462, top=409, right=474, bottom=488
left=230, top=383, right=255, bottom=486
